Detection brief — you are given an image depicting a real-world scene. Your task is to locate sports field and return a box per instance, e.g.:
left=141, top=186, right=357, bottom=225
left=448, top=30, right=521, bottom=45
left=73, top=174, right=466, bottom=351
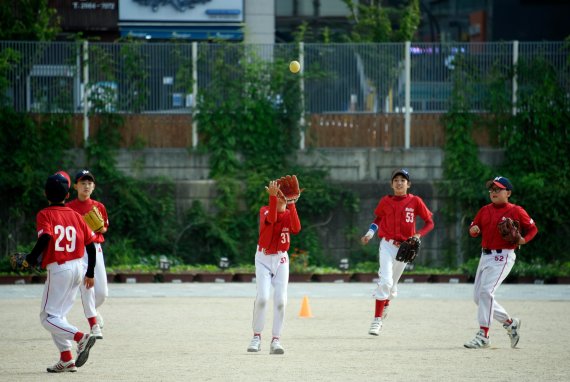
left=1, top=283, right=569, bottom=381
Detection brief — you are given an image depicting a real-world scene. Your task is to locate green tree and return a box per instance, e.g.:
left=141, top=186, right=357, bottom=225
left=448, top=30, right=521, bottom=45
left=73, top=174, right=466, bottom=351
left=343, top=0, right=420, bottom=43
left=0, top=0, right=60, bottom=41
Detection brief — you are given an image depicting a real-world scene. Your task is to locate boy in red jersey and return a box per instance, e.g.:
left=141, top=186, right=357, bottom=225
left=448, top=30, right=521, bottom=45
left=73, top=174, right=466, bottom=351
left=67, top=169, right=109, bottom=340
left=361, top=168, right=434, bottom=336
left=247, top=178, right=301, bottom=355
left=464, top=176, right=537, bottom=349
left=23, top=173, right=98, bottom=372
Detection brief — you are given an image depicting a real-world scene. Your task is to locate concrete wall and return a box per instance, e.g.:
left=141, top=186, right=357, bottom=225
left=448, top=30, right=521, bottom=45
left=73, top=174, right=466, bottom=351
left=72, top=147, right=504, bottom=265
left=244, top=0, right=275, bottom=44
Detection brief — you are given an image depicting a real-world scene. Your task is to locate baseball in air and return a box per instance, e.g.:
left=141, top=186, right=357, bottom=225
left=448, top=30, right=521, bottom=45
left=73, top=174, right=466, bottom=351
left=289, top=60, right=301, bottom=73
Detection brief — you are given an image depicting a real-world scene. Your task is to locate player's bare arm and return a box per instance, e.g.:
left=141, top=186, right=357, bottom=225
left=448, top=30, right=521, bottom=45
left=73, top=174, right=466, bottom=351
left=361, top=223, right=378, bottom=245
left=265, top=180, right=280, bottom=196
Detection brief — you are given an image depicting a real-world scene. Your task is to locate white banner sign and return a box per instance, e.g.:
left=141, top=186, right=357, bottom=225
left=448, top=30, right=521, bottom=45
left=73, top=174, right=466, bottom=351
left=119, top=0, right=243, bottom=22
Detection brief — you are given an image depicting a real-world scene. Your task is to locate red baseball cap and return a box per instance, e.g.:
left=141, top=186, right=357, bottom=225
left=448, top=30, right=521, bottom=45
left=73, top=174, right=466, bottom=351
left=55, top=170, right=71, bottom=188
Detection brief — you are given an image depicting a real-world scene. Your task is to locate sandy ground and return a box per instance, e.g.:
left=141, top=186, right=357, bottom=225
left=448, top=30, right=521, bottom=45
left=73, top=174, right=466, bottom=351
left=1, top=283, right=569, bottom=382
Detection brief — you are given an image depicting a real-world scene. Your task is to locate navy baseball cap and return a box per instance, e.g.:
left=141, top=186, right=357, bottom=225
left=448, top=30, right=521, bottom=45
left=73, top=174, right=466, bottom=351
left=486, top=176, right=513, bottom=191
left=75, top=169, right=95, bottom=183
left=391, top=168, right=410, bottom=181
left=45, top=174, right=70, bottom=202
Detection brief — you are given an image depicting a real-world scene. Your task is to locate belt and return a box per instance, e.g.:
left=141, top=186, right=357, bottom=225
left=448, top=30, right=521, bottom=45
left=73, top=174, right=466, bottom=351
left=257, top=246, right=284, bottom=256
left=385, top=239, right=402, bottom=247
left=482, top=248, right=502, bottom=255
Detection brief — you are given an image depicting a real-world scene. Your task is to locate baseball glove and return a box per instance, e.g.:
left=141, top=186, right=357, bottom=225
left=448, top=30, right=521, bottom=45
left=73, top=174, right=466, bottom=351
left=84, top=205, right=104, bottom=232
left=277, top=175, right=302, bottom=204
left=10, top=252, right=30, bottom=271
left=395, top=237, right=421, bottom=263
left=498, top=218, right=522, bottom=245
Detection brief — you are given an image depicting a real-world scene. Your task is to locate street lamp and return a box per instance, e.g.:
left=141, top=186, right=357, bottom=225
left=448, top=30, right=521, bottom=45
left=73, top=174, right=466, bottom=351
left=159, top=255, right=171, bottom=272
left=339, top=258, right=349, bottom=272
left=219, top=257, right=230, bottom=270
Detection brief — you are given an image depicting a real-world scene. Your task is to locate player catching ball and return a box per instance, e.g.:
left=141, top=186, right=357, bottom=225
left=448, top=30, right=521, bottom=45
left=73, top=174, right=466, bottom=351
left=465, top=176, right=537, bottom=349
left=67, top=169, right=109, bottom=340
left=22, top=173, right=98, bottom=372
left=247, top=176, right=302, bottom=355
left=361, top=169, right=434, bottom=336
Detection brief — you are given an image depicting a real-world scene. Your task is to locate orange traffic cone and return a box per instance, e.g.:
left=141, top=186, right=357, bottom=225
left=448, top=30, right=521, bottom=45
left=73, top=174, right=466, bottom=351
left=299, top=295, right=313, bottom=318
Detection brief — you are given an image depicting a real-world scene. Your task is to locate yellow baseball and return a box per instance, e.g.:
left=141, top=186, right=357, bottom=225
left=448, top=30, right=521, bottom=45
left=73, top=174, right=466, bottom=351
left=289, top=60, right=301, bottom=73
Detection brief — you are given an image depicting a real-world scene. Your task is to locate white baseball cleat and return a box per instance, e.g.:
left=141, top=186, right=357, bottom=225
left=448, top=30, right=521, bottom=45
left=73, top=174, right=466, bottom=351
left=503, top=317, right=521, bottom=348
left=46, top=359, right=77, bottom=373
left=90, top=324, right=103, bottom=340
left=247, top=335, right=261, bottom=352
left=464, top=330, right=490, bottom=349
left=270, top=338, right=285, bottom=355
left=97, top=312, right=104, bottom=329
left=76, top=334, right=96, bottom=367
left=368, top=317, right=382, bottom=336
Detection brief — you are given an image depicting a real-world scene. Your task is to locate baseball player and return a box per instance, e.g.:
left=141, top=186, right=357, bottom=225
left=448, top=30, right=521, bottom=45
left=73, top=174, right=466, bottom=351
left=247, top=179, right=301, bottom=355
left=361, top=168, right=434, bottom=336
left=465, top=176, right=538, bottom=349
left=23, top=173, right=98, bottom=372
left=67, top=169, right=109, bottom=340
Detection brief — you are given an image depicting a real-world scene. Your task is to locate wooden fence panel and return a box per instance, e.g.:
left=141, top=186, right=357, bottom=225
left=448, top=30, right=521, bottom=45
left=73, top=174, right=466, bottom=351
left=68, top=114, right=193, bottom=148
left=307, top=113, right=492, bottom=148
left=60, top=112, right=494, bottom=148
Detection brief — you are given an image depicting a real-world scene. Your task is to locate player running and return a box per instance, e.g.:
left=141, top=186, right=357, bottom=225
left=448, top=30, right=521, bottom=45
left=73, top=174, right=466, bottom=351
left=465, top=176, right=538, bottom=349
left=23, top=173, right=98, bottom=372
left=247, top=178, right=301, bottom=355
left=361, top=168, right=434, bottom=336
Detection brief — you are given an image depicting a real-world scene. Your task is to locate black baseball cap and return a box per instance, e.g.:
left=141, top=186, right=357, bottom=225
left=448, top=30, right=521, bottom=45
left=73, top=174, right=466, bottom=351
left=45, top=174, right=70, bottom=203
left=75, top=169, right=95, bottom=183
left=391, top=168, right=410, bottom=181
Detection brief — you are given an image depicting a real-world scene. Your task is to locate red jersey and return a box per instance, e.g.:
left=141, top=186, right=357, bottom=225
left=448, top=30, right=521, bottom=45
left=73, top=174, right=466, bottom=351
left=372, top=194, right=434, bottom=242
left=36, top=205, right=95, bottom=268
left=257, top=195, right=301, bottom=254
left=66, top=198, right=108, bottom=243
left=470, top=202, right=538, bottom=250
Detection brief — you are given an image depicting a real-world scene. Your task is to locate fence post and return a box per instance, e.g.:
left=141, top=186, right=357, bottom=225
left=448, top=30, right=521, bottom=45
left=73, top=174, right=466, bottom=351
left=82, top=40, right=89, bottom=144
left=299, top=42, right=305, bottom=150
left=512, top=40, right=519, bottom=116
left=192, top=41, right=198, bottom=148
left=404, top=41, right=411, bottom=149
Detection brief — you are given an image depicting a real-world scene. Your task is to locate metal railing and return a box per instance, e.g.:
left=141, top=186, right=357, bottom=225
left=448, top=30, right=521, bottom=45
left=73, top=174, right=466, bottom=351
left=1, top=40, right=568, bottom=144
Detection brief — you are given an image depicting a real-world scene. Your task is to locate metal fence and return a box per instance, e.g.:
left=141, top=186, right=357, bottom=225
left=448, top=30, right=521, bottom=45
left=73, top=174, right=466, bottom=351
left=1, top=40, right=568, bottom=115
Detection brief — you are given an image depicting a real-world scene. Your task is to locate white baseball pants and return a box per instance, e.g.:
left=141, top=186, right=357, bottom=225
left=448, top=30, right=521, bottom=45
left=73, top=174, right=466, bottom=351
left=373, top=239, right=407, bottom=301
left=39, top=258, right=85, bottom=352
left=472, top=249, right=516, bottom=328
left=251, top=248, right=289, bottom=338
left=80, top=243, right=108, bottom=318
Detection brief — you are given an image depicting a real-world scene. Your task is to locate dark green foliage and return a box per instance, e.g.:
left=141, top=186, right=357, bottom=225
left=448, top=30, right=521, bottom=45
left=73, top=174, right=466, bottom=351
left=0, top=108, right=73, bottom=255
left=0, top=0, right=60, bottom=41
left=81, top=113, right=178, bottom=266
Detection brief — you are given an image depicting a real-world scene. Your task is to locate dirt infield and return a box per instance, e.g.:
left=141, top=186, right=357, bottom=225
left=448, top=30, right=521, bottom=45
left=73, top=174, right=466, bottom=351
left=1, top=286, right=569, bottom=381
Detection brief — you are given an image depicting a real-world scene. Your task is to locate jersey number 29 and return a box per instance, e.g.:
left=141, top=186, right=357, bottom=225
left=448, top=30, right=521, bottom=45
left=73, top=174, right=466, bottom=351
left=54, top=225, right=77, bottom=253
